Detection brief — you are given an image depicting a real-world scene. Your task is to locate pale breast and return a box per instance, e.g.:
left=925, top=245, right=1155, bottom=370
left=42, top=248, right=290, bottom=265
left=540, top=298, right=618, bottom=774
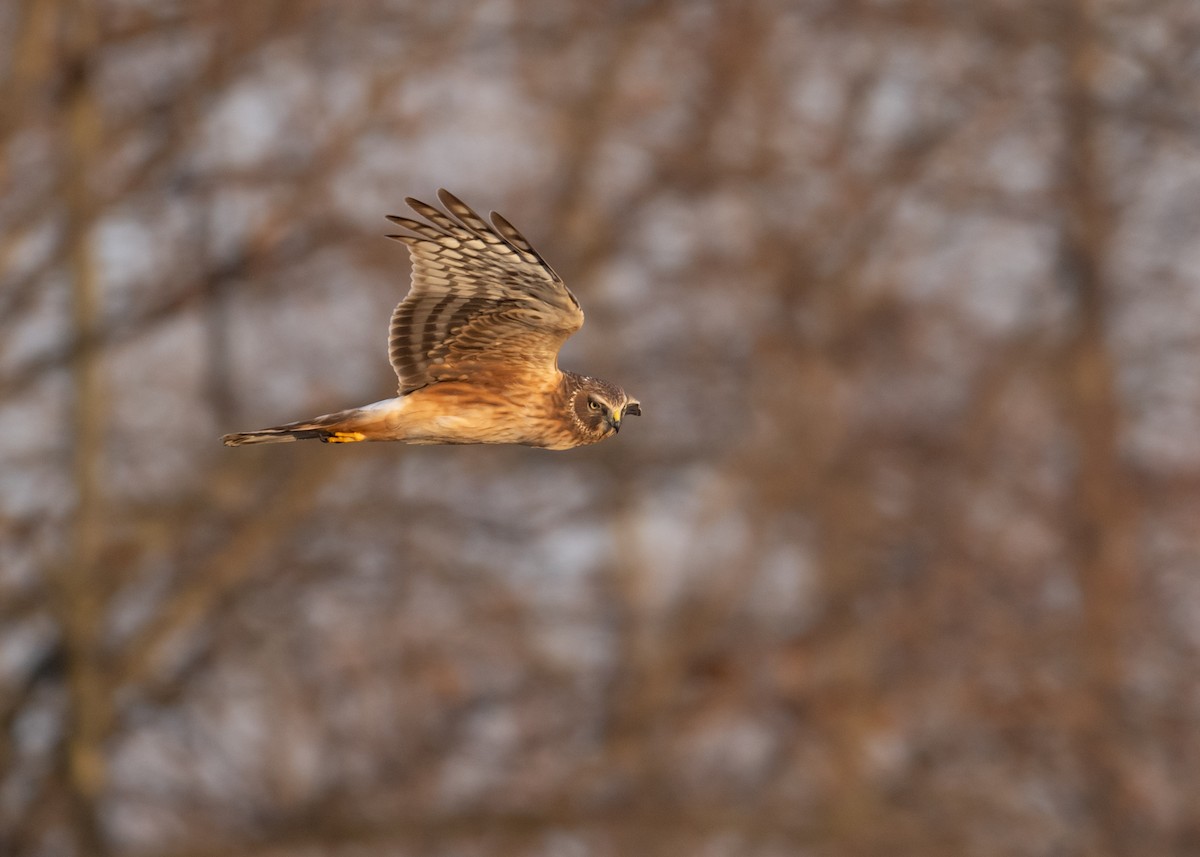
left=397, top=382, right=574, bottom=447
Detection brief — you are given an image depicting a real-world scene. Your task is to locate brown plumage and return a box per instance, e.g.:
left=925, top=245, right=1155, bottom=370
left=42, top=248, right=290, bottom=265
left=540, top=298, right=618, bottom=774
left=221, top=190, right=639, bottom=450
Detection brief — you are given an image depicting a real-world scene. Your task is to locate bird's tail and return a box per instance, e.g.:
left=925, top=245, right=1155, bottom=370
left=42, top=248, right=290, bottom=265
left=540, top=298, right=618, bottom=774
left=222, top=407, right=381, bottom=447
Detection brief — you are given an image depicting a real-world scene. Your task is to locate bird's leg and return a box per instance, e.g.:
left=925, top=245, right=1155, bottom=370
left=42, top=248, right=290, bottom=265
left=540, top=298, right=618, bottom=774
left=324, top=432, right=367, bottom=443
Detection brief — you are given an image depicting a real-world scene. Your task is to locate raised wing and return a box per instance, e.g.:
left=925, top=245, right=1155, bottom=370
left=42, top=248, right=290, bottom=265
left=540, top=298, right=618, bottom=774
left=384, top=190, right=584, bottom=396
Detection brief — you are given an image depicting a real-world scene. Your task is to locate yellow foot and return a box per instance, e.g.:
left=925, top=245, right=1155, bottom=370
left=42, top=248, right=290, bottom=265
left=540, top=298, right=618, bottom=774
left=326, top=432, right=367, bottom=443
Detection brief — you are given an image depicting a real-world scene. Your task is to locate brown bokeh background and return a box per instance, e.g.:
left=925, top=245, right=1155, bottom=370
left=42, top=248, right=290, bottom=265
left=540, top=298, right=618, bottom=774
left=3, top=1, right=1200, bottom=855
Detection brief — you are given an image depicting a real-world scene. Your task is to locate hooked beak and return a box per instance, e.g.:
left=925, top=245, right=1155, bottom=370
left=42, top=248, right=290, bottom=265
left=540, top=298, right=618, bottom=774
left=606, top=401, right=640, bottom=434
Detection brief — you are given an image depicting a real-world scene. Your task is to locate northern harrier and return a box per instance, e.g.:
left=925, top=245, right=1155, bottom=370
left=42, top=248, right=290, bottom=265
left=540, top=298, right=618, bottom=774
left=221, top=190, right=639, bottom=450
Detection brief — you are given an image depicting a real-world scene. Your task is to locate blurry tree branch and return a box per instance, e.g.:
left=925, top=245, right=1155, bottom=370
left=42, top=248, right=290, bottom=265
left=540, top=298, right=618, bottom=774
left=115, top=456, right=340, bottom=694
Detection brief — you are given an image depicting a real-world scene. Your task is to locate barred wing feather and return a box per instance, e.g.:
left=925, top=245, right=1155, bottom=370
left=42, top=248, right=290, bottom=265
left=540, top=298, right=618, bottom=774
left=385, top=190, right=584, bottom=396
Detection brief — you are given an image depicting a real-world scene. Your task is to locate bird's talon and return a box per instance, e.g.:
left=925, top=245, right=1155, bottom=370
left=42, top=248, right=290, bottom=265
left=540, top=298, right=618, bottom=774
left=327, top=432, right=366, bottom=443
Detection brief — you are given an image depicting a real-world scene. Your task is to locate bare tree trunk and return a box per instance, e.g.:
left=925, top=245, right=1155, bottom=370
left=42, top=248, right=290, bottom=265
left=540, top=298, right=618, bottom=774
left=54, top=1, right=112, bottom=852
left=1056, top=2, right=1140, bottom=853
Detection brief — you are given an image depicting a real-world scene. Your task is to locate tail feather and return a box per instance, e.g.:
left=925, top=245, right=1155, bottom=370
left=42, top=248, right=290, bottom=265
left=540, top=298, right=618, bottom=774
left=222, top=406, right=382, bottom=447
left=221, top=426, right=331, bottom=446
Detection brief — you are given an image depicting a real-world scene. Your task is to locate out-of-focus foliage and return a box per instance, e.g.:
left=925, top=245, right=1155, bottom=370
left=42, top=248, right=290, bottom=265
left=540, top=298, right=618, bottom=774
left=3, top=1, right=1200, bottom=855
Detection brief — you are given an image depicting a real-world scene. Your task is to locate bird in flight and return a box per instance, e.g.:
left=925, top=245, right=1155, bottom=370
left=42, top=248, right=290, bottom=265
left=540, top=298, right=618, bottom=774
left=222, top=190, right=639, bottom=450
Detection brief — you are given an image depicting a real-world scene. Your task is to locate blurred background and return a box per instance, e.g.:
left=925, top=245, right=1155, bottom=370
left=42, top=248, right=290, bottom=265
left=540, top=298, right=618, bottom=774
left=3, top=1, right=1200, bottom=855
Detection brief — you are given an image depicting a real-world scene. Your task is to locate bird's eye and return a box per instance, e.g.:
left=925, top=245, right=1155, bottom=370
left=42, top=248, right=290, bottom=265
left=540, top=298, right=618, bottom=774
left=587, top=399, right=600, bottom=411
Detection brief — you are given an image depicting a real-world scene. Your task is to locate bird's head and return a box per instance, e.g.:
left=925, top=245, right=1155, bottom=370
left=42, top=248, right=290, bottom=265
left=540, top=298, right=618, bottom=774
left=569, top=376, right=640, bottom=443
